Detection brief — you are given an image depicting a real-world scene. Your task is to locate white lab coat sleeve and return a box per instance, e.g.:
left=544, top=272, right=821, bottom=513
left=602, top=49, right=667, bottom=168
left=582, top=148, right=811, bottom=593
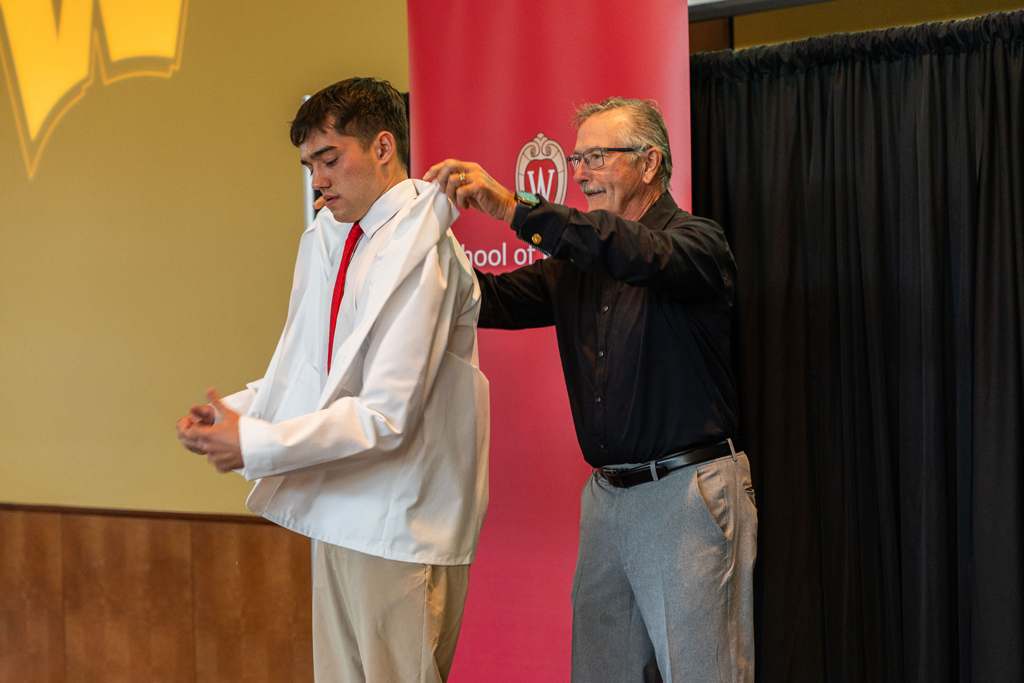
left=236, top=245, right=459, bottom=480
left=218, top=380, right=262, bottom=418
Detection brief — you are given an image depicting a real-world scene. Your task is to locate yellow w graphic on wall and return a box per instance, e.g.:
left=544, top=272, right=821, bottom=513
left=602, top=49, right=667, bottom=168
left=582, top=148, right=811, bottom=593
left=0, top=0, right=187, bottom=177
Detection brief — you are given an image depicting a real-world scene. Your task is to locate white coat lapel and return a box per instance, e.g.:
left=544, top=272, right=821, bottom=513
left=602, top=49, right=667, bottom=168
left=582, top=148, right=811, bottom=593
left=317, top=180, right=457, bottom=410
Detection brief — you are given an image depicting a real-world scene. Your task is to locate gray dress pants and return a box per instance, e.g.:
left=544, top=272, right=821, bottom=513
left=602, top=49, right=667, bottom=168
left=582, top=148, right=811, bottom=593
left=571, top=452, right=757, bottom=683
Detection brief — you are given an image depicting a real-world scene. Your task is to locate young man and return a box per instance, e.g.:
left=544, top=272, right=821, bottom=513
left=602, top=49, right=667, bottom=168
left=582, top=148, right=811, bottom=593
left=177, top=78, right=489, bottom=683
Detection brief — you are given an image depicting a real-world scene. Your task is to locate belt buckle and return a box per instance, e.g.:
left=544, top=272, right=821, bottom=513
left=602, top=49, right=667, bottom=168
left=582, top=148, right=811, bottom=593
left=598, top=467, right=626, bottom=488
left=606, top=469, right=624, bottom=487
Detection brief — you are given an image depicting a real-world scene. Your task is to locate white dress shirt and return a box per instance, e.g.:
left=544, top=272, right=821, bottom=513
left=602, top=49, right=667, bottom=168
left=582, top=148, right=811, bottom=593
left=221, top=180, right=489, bottom=566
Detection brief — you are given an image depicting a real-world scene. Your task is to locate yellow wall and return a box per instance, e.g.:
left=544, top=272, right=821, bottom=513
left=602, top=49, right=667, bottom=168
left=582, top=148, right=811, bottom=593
left=0, top=0, right=409, bottom=514
left=735, top=0, right=1023, bottom=48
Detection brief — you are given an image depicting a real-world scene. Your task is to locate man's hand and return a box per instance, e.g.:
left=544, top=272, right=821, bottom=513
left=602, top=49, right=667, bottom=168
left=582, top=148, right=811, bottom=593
left=176, top=387, right=244, bottom=472
left=423, top=160, right=518, bottom=223
left=176, top=400, right=216, bottom=454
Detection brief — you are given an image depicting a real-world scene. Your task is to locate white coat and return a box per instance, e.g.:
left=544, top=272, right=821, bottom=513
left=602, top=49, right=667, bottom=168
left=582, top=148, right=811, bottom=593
left=222, top=180, right=489, bottom=566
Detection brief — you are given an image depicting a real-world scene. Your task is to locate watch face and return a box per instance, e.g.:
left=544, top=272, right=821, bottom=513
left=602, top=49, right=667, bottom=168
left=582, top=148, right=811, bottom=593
left=517, top=191, right=540, bottom=206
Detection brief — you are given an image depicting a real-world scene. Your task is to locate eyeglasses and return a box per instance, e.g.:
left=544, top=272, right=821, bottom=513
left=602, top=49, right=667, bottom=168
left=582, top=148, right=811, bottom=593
left=567, top=147, right=642, bottom=171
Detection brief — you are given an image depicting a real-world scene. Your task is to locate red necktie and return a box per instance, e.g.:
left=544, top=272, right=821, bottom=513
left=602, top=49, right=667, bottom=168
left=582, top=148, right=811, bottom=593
left=328, top=223, right=363, bottom=373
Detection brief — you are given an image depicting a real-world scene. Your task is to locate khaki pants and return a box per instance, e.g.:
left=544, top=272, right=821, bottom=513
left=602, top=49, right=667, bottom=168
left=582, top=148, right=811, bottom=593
left=313, top=542, right=470, bottom=683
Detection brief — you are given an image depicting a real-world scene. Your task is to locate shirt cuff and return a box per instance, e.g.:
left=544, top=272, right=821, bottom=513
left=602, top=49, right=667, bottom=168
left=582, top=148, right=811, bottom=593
left=512, top=198, right=565, bottom=256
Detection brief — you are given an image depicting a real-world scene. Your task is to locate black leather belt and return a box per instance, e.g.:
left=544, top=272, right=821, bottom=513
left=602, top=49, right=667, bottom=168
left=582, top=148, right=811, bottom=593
left=595, top=440, right=734, bottom=489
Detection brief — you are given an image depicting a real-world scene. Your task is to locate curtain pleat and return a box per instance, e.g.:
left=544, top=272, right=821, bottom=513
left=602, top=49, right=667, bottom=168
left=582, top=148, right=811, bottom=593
left=691, top=11, right=1024, bottom=683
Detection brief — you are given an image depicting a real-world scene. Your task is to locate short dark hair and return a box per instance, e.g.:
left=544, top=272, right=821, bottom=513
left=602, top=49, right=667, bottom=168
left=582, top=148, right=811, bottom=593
left=290, top=77, right=409, bottom=171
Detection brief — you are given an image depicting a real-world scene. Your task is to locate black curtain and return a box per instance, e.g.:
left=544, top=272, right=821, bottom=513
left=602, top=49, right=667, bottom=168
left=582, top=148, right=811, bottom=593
left=690, top=12, right=1023, bottom=683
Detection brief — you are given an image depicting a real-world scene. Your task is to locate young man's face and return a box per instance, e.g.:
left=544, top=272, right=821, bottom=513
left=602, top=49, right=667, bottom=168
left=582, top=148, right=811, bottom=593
left=300, top=125, right=386, bottom=224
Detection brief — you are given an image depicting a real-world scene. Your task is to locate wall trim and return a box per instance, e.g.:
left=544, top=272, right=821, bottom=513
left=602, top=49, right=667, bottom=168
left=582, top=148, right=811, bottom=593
left=0, top=502, right=270, bottom=524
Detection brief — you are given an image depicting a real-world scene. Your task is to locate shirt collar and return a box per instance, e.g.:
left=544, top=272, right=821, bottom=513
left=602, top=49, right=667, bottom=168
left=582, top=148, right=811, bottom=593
left=640, top=191, right=682, bottom=231
left=313, top=179, right=421, bottom=270
left=351, top=178, right=418, bottom=238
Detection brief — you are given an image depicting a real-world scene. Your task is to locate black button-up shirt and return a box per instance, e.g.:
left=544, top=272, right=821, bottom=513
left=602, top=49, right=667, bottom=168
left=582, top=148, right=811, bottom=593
left=476, top=192, right=738, bottom=468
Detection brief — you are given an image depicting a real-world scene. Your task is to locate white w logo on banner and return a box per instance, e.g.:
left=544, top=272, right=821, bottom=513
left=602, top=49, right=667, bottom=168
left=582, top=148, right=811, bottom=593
left=527, top=167, right=556, bottom=198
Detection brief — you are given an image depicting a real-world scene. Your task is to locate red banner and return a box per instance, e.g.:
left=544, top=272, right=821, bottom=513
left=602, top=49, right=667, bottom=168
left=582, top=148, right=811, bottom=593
left=408, top=2, right=690, bottom=679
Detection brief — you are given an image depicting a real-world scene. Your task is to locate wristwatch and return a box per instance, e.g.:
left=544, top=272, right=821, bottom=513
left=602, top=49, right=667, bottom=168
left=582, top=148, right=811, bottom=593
left=512, top=190, right=539, bottom=230
left=514, top=190, right=540, bottom=207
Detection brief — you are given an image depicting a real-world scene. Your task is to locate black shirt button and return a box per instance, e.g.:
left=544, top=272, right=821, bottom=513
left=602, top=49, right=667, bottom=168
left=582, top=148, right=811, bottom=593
left=602, top=305, right=609, bottom=312
left=595, top=396, right=602, bottom=403
left=597, top=351, right=604, bottom=358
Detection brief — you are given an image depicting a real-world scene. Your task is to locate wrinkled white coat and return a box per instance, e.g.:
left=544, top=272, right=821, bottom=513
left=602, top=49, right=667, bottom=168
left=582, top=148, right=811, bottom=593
left=223, top=180, right=489, bottom=565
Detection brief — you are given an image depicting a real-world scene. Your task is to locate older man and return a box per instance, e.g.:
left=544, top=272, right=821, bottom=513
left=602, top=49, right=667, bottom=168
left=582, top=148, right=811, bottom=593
left=179, top=78, right=488, bottom=683
left=425, top=98, right=756, bottom=683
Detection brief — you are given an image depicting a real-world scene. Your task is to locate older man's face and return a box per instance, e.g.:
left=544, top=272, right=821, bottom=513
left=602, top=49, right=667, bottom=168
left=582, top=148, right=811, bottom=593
left=572, top=110, right=648, bottom=218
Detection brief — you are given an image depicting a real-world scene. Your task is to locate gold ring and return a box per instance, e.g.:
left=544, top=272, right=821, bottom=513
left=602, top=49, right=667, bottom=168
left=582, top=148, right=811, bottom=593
left=459, top=172, right=467, bottom=186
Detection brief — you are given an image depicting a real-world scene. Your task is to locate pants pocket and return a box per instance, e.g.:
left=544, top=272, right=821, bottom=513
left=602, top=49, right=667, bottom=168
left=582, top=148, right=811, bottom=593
left=694, top=462, right=729, bottom=540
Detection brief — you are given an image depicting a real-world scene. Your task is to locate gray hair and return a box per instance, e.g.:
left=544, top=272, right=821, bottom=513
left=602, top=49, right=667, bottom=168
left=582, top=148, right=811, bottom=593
left=573, top=97, right=672, bottom=193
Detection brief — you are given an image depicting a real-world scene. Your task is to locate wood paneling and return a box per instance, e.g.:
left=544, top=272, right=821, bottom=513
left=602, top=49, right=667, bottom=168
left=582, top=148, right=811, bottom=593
left=0, top=510, right=65, bottom=683
left=690, top=17, right=734, bottom=53
left=0, top=506, right=311, bottom=683
left=192, top=522, right=313, bottom=683
left=61, top=514, right=195, bottom=683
